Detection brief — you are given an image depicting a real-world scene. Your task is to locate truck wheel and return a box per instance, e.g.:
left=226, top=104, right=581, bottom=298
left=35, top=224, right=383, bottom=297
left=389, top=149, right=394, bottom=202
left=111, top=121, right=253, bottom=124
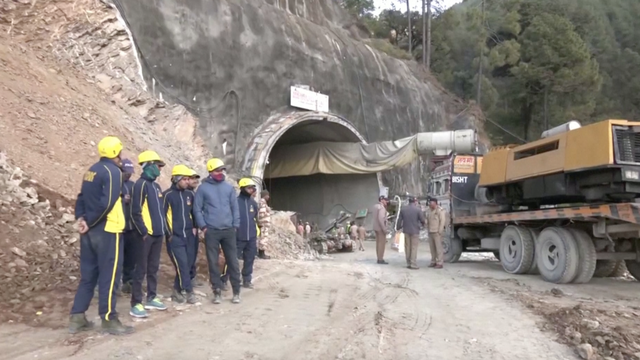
left=526, top=228, right=540, bottom=275
left=443, top=237, right=462, bottom=263
left=626, top=260, right=640, bottom=281
left=499, top=225, right=535, bottom=274
left=567, top=228, right=597, bottom=284
left=536, top=227, right=580, bottom=284
left=608, top=260, right=627, bottom=277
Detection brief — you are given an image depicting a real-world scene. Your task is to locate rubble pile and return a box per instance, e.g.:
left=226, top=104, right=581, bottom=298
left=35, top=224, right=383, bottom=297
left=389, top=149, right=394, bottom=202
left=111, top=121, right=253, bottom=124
left=0, top=153, right=80, bottom=323
left=265, top=211, right=317, bottom=260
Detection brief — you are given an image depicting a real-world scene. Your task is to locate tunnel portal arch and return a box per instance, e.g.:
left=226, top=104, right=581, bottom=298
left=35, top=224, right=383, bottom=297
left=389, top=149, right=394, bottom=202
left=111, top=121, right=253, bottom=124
left=241, top=111, right=382, bottom=229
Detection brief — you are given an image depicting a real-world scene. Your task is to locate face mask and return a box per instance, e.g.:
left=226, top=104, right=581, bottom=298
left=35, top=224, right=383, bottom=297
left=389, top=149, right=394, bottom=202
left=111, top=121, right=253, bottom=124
left=211, top=173, right=225, bottom=182
left=143, top=164, right=161, bottom=180
left=123, top=173, right=132, bottom=182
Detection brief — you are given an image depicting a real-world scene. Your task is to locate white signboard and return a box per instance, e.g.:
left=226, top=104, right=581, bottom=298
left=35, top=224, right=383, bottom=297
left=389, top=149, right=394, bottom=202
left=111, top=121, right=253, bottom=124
left=290, top=86, right=329, bottom=112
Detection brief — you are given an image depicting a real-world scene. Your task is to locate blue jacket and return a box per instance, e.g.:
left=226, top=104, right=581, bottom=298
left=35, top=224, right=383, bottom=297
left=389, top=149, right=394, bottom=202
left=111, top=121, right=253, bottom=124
left=131, top=174, right=166, bottom=237
left=237, top=192, right=259, bottom=241
left=74, top=158, right=125, bottom=234
left=193, top=177, right=239, bottom=230
left=163, top=184, right=195, bottom=238
left=121, top=179, right=135, bottom=231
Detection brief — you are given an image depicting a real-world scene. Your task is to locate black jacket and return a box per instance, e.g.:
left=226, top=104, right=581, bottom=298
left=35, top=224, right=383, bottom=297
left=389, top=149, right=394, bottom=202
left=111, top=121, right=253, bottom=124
left=237, top=192, right=259, bottom=241
left=163, top=184, right=196, bottom=238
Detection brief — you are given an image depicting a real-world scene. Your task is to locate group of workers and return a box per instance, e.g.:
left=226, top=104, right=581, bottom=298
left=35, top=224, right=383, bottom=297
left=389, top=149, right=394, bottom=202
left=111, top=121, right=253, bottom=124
left=68, top=136, right=273, bottom=335
left=373, top=195, right=447, bottom=269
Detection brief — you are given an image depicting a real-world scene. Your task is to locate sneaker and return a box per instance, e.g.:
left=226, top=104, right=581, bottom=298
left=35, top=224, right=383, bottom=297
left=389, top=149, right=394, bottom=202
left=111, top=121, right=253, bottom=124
left=145, top=297, right=167, bottom=311
left=231, top=294, right=241, bottom=304
left=171, top=289, right=186, bottom=304
left=69, top=313, right=94, bottom=334
left=101, top=317, right=134, bottom=335
left=185, top=291, right=197, bottom=304
left=212, top=289, right=222, bottom=304
left=242, top=282, right=254, bottom=289
left=129, top=304, right=148, bottom=318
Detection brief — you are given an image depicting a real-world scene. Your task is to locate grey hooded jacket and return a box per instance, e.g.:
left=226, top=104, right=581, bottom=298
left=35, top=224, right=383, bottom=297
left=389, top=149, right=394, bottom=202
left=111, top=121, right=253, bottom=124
left=193, top=177, right=239, bottom=230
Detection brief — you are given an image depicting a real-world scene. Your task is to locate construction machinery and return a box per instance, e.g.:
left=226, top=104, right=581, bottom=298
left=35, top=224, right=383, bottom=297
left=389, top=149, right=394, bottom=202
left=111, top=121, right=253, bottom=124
left=429, top=119, right=640, bottom=284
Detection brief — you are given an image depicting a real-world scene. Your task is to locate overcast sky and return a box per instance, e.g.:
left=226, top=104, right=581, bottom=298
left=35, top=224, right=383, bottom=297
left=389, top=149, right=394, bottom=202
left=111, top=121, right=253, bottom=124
left=373, top=0, right=463, bottom=14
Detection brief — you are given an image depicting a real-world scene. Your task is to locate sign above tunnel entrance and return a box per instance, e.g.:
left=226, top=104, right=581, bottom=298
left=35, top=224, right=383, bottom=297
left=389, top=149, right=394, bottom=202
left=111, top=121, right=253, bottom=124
left=290, top=86, right=329, bottom=112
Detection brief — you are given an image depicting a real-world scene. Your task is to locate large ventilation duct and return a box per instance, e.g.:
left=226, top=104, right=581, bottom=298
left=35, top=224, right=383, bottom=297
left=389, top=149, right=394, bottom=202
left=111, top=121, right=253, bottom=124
left=264, top=129, right=477, bottom=179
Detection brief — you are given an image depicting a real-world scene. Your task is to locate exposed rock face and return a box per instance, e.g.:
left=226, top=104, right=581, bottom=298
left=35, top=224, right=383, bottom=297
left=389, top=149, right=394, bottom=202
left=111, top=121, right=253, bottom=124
left=109, top=0, right=481, bottom=194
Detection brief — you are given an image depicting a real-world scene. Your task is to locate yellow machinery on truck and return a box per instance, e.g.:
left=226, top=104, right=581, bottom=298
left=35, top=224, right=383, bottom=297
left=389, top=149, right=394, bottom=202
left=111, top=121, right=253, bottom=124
left=429, top=119, right=640, bottom=284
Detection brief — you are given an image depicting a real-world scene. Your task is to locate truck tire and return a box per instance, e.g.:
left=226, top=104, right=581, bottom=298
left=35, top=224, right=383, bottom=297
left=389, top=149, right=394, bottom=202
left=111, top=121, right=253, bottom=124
left=443, top=237, right=462, bottom=263
left=567, top=228, right=597, bottom=284
left=608, top=260, right=627, bottom=278
left=499, top=225, right=535, bottom=274
left=593, top=260, right=617, bottom=278
left=526, top=228, right=540, bottom=275
left=626, top=260, right=640, bottom=281
left=536, top=227, right=580, bottom=284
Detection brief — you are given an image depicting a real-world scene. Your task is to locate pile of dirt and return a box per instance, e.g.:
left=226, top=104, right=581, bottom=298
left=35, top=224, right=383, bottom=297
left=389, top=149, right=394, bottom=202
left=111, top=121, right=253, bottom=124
left=264, top=211, right=317, bottom=260
left=481, top=278, right=640, bottom=360
left=0, top=153, right=80, bottom=326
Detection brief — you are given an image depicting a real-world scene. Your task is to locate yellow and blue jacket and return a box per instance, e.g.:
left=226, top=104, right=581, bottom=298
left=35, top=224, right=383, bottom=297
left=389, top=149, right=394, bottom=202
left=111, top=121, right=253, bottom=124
left=162, top=184, right=195, bottom=238
left=74, top=158, right=125, bottom=234
left=131, top=174, right=166, bottom=237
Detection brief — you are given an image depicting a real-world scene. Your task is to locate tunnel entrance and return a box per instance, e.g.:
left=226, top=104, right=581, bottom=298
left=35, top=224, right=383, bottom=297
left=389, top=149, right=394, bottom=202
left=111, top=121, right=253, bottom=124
left=255, top=115, right=380, bottom=230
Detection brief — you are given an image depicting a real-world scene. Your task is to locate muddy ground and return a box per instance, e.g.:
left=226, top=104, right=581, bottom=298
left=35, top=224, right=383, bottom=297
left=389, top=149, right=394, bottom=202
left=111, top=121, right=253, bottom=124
left=1, top=246, right=638, bottom=360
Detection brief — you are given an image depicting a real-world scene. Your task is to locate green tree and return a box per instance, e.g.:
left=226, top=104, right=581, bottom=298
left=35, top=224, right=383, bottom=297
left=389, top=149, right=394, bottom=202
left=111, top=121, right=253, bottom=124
left=343, top=0, right=375, bottom=18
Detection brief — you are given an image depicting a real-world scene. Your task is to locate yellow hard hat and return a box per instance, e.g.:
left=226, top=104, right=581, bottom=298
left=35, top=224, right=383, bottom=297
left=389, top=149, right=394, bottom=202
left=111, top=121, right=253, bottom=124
left=206, top=158, right=225, bottom=172
left=171, top=164, right=195, bottom=177
left=238, top=178, right=256, bottom=188
left=97, top=136, right=123, bottom=159
left=138, top=150, right=165, bottom=165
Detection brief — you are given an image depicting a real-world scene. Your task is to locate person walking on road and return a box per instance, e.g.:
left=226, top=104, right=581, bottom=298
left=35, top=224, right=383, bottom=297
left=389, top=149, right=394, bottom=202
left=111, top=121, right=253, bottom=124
left=426, top=197, right=446, bottom=269
left=120, top=159, right=136, bottom=295
left=236, top=178, right=260, bottom=288
left=373, top=196, right=389, bottom=264
left=357, top=222, right=366, bottom=251
left=129, top=150, right=168, bottom=318
left=163, top=165, right=198, bottom=304
left=257, top=190, right=272, bottom=259
left=193, top=158, right=242, bottom=305
left=69, top=136, right=133, bottom=335
left=396, top=197, right=426, bottom=269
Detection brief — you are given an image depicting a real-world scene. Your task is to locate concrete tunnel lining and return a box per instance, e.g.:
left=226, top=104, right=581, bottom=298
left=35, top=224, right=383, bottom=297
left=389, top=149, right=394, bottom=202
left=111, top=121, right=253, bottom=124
left=241, top=112, right=381, bottom=229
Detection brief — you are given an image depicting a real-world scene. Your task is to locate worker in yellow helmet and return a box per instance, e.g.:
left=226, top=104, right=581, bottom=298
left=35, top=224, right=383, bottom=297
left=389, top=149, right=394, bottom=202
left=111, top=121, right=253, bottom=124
left=129, top=150, right=168, bottom=318
left=221, top=178, right=261, bottom=289
left=193, top=158, right=242, bottom=304
left=163, top=165, right=198, bottom=304
left=69, top=136, right=134, bottom=335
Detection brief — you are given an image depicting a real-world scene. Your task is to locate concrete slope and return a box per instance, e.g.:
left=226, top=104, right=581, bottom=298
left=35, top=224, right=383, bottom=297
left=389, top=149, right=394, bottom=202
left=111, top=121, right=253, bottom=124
left=109, top=0, right=480, bottom=195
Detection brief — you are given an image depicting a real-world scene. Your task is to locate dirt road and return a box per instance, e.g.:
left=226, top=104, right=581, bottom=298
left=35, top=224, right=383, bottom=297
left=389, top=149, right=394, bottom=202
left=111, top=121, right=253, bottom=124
left=0, top=247, right=580, bottom=360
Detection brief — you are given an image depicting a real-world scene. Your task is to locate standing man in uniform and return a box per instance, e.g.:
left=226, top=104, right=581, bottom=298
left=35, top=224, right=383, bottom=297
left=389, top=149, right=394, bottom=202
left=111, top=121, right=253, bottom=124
left=236, top=178, right=260, bottom=288
left=396, top=197, right=426, bottom=269
left=373, top=196, right=389, bottom=264
left=187, top=173, right=203, bottom=287
left=129, top=150, right=168, bottom=318
left=69, top=136, right=133, bottom=335
left=426, top=197, right=446, bottom=269
left=257, top=190, right=272, bottom=259
left=120, top=159, right=136, bottom=294
left=163, top=165, right=198, bottom=304
left=193, top=158, right=242, bottom=304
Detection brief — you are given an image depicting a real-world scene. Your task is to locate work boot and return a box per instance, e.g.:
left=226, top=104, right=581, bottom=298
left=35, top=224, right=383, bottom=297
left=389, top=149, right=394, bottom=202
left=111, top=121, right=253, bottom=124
left=171, top=289, right=186, bottom=304
left=68, top=313, right=94, bottom=334
left=242, top=281, right=254, bottom=289
left=185, top=291, right=197, bottom=304
left=101, top=316, right=134, bottom=335
left=258, top=250, right=271, bottom=259
left=377, top=260, right=389, bottom=265
left=232, top=294, right=241, bottom=304
left=212, top=289, right=222, bottom=304
left=121, top=282, right=132, bottom=294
